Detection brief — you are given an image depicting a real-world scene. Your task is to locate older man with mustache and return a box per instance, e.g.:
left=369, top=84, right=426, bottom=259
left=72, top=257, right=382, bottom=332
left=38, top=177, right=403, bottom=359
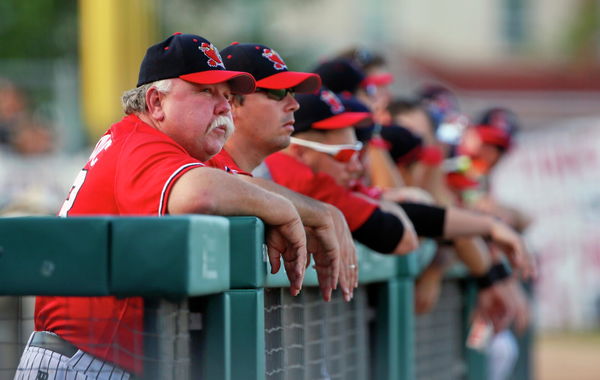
left=15, top=33, right=308, bottom=380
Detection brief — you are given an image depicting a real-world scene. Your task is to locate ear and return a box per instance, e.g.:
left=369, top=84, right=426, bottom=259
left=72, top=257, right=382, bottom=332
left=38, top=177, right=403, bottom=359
left=145, top=86, right=166, bottom=122
left=230, top=96, right=243, bottom=121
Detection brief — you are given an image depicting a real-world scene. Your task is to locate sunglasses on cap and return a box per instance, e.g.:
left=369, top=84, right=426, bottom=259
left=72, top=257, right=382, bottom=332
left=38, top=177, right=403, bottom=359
left=255, top=87, right=295, bottom=101
left=290, top=137, right=363, bottom=163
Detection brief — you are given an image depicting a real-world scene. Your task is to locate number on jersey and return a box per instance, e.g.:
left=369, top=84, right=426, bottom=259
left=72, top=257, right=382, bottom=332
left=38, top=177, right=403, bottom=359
left=58, top=169, right=88, bottom=217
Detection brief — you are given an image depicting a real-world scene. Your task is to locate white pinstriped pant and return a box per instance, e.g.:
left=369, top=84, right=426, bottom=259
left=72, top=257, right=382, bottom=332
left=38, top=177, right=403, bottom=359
left=13, top=333, right=131, bottom=380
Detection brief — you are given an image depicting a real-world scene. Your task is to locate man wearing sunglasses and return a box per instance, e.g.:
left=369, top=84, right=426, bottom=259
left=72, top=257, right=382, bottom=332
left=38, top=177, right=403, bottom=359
left=261, top=87, right=420, bottom=256
left=265, top=89, right=534, bottom=284
left=288, top=137, right=363, bottom=168
left=205, top=43, right=359, bottom=302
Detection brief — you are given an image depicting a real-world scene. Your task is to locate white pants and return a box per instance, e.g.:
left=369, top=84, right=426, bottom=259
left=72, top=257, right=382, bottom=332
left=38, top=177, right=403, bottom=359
left=487, top=330, right=519, bottom=380
left=13, top=332, right=131, bottom=380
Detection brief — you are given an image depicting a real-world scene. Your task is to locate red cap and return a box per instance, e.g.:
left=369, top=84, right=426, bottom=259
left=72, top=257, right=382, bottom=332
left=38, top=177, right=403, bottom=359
left=221, top=43, right=321, bottom=93
left=446, top=172, right=479, bottom=190
left=179, top=71, right=256, bottom=94
left=475, top=125, right=511, bottom=149
left=294, top=88, right=371, bottom=133
left=312, top=112, right=372, bottom=129
left=137, top=33, right=255, bottom=94
left=420, top=145, right=445, bottom=166
left=256, top=71, right=321, bottom=93
left=361, top=72, right=394, bottom=87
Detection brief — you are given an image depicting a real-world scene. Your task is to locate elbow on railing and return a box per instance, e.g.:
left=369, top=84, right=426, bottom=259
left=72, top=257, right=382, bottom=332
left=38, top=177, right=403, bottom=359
left=169, top=191, right=220, bottom=216
left=392, top=226, right=419, bottom=255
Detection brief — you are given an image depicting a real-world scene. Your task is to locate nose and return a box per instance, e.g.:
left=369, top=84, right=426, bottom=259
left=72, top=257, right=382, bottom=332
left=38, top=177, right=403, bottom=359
left=285, top=94, right=300, bottom=113
left=215, top=90, right=232, bottom=116
left=346, top=153, right=364, bottom=176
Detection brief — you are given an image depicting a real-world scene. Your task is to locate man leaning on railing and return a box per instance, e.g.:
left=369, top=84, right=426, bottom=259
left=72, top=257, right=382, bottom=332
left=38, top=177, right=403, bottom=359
left=14, top=33, right=317, bottom=380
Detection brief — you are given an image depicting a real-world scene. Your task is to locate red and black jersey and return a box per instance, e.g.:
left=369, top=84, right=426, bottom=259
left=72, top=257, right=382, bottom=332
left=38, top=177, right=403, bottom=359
left=205, top=149, right=253, bottom=176
left=264, top=152, right=378, bottom=231
left=37, top=114, right=205, bottom=375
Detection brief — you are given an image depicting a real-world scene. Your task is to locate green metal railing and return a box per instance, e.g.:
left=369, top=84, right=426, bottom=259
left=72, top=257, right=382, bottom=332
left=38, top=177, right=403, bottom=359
left=0, top=215, right=531, bottom=380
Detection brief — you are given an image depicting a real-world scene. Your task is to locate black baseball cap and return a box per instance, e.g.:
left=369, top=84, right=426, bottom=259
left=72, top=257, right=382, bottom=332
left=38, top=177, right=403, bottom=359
left=338, top=93, right=375, bottom=143
left=220, top=42, right=321, bottom=93
left=294, top=88, right=371, bottom=133
left=312, top=58, right=365, bottom=94
left=137, top=33, right=256, bottom=94
left=380, top=125, right=424, bottom=164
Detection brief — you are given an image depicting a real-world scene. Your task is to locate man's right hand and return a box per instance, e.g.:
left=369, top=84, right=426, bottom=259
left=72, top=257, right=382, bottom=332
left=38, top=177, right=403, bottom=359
left=475, top=280, right=515, bottom=333
left=327, top=205, right=357, bottom=302
left=489, top=219, right=536, bottom=279
left=305, top=218, right=340, bottom=302
left=243, top=177, right=341, bottom=300
left=265, top=211, right=307, bottom=297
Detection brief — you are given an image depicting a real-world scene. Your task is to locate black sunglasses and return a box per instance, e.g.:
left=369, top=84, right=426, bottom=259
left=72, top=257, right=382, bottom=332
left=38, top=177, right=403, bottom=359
left=255, top=87, right=295, bottom=101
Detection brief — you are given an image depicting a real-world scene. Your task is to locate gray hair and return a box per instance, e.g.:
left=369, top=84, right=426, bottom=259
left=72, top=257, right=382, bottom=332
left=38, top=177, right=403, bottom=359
left=121, top=79, right=173, bottom=115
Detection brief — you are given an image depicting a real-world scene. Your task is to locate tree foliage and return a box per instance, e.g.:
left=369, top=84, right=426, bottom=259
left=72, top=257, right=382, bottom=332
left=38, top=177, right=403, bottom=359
left=0, top=0, right=77, bottom=59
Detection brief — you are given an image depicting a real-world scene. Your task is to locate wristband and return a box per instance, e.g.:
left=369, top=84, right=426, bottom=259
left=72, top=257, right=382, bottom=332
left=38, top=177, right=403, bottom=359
left=476, top=262, right=512, bottom=289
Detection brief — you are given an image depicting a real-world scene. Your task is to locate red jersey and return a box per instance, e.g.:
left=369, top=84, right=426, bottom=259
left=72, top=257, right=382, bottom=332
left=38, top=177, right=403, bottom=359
left=36, top=114, right=204, bottom=374
left=264, top=152, right=377, bottom=231
left=205, top=149, right=253, bottom=176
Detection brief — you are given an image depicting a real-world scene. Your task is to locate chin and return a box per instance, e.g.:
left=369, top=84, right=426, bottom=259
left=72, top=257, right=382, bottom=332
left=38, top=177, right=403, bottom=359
left=201, top=143, right=225, bottom=161
left=275, top=138, right=291, bottom=151
left=262, top=137, right=290, bottom=154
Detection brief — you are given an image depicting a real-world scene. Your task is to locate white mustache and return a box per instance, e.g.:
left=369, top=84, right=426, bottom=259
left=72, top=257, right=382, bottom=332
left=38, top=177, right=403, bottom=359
left=208, top=115, right=235, bottom=139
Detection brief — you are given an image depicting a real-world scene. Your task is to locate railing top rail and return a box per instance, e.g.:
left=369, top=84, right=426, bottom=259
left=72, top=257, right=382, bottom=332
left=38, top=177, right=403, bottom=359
left=0, top=215, right=438, bottom=297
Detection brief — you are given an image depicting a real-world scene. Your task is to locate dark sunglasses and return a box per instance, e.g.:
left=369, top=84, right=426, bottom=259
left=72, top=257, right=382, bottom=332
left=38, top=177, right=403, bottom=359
left=255, top=87, right=295, bottom=101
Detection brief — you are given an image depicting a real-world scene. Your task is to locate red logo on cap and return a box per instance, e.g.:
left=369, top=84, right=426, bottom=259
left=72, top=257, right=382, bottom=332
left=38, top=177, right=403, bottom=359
left=262, top=48, right=287, bottom=70
left=320, top=90, right=345, bottom=114
left=199, top=42, right=225, bottom=69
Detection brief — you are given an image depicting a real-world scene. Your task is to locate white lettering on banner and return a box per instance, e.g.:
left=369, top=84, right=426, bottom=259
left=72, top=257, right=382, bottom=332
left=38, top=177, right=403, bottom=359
left=89, top=134, right=112, bottom=167
left=58, top=169, right=88, bottom=217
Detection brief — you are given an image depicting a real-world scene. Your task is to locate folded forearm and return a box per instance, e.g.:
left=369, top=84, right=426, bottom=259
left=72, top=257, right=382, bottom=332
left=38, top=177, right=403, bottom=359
left=168, top=167, right=298, bottom=225
left=398, top=202, right=445, bottom=238
left=453, top=236, right=492, bottom=276
left=378, top=200, right=419, bottom=254
left=443, top=207, right=495, bottom=238
left=243, top=176, right=330, bottom=228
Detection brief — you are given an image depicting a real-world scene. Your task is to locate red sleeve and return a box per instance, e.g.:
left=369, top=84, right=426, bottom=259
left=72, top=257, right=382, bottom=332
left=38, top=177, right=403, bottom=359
left=351, top=181, right=384, bottom=200
left=265, top=152, right=378, bottom=231
left=420, top=145, right=445, bottom=166
left=115, top=132, right=204, bottom=215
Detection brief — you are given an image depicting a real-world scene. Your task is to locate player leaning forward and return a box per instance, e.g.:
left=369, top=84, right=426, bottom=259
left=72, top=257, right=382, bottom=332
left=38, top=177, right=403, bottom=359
left=207, top=42, right=361, bottom=301
left=14, top=33, right=311, bottom=379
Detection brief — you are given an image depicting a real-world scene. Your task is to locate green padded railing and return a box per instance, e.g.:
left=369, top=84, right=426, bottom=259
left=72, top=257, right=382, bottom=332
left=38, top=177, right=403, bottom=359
left=227, top=217, right=431, bottom=380
left=0, top=215, right=530, bottom=380
left=0, top=217, right=112, bottom=296
left=0, top=215, right=231, bottom=297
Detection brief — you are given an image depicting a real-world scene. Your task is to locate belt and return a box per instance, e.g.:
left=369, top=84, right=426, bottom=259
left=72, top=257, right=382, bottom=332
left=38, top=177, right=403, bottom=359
left=30, top=331, right=79, bottom=358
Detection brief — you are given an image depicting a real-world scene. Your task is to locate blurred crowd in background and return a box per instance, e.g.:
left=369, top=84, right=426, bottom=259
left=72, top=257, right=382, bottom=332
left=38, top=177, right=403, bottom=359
left=0, top=78, right=84, bottom=216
